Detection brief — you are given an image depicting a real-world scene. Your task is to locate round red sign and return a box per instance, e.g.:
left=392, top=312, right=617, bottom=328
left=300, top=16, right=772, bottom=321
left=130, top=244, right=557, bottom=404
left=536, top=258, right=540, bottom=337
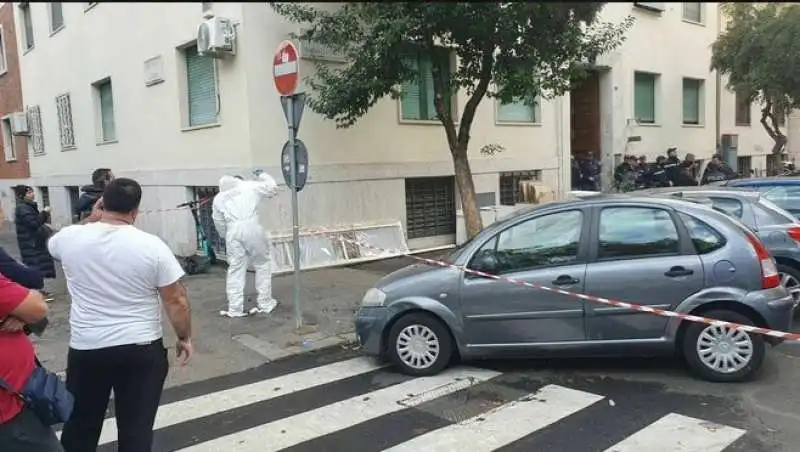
left=273, top=40, right=299, bottom=96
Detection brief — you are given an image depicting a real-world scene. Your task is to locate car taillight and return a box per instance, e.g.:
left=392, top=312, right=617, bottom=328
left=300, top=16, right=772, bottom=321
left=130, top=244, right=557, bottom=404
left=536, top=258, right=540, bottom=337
left=789, top=226, right=800, bottom=242
left=745, top=231, right=780, bottom=289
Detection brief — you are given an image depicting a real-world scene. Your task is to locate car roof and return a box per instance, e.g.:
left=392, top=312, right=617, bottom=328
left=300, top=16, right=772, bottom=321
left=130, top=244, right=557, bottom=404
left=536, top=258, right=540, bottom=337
left=518, top=193, right=718, bottom=214
left=728, top=176, right=800, bottom=186
left=639, top=186, right=762, bottom=201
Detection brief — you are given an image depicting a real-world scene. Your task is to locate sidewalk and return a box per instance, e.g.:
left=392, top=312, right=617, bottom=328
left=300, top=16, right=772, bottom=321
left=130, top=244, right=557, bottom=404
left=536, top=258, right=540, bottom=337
left=0, top=225, right=428, bottom=388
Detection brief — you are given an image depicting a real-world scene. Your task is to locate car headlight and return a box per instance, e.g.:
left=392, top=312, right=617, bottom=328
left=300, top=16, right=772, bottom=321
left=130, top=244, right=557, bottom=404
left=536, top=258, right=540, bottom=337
left=361, top=288, right=387, bottom=307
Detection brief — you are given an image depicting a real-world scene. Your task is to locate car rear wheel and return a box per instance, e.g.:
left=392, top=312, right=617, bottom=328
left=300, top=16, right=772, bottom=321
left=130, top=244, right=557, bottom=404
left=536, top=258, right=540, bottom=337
left=777, top=264, right=800, bottom=318
left=682, top=309, right=765, bottom=383
left=386, top=312, right=453, bottom=377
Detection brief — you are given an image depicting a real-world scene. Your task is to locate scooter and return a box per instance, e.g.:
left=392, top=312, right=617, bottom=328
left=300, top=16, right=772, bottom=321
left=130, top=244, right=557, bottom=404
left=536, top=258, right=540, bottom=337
left=175, top=199, right=218, bottom=275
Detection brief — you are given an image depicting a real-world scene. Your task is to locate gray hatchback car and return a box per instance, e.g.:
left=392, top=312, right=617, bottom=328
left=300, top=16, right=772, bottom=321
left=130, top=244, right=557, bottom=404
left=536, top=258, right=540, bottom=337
left=355, top=196, right=795, bottom=382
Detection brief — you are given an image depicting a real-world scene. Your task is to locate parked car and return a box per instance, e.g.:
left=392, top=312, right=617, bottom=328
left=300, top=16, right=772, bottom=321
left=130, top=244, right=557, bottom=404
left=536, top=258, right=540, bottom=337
left=642, top=186, right=800, bottom=315
left=355, top=195, right=794, bottom=382
left=713, top=176, right=800, bottom=218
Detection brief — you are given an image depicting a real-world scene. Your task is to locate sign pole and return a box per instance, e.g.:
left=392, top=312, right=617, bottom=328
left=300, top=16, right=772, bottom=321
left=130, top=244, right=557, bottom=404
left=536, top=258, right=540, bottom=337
left=286, top=95, right=303, bottom=329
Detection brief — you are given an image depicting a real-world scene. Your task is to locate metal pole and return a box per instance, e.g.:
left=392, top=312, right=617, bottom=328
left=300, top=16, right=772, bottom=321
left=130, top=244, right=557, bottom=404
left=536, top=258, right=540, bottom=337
left=287, top=94, right=303, bottom=329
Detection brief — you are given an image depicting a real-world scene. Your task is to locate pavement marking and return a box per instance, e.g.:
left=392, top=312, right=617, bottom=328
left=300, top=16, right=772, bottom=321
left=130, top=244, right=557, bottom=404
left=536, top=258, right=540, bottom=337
left=56, top=356, right=384, bottom=444
left=176, top=367, right=502, bottom=452
left=602, top=413, right=747, bottom=452
left=383, top=384, right=605, bottom=452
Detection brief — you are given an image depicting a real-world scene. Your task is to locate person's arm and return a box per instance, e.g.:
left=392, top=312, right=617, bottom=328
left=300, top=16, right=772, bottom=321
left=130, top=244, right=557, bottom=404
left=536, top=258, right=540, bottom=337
left=153, top=239, right=192, bottom=363
left=0, top=246, right=44, bottom=289
left=0, top=276, right=48, bottom=333
left=247, top=171, right=279, bottom=199
left=211, top=200, right=227, bottom=239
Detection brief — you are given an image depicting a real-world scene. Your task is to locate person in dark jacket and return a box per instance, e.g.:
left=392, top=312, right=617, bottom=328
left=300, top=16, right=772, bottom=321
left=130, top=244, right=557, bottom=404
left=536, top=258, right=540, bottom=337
left=701, top=154, right=736, bottom=184
left=12, top=186, right=55, bottom=281
left=73, top=168, right=114, bottom=223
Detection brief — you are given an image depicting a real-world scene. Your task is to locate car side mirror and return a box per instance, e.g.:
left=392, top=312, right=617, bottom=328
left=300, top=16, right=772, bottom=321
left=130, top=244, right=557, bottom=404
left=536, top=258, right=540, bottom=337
left=469, top=251, right=499, bottom=276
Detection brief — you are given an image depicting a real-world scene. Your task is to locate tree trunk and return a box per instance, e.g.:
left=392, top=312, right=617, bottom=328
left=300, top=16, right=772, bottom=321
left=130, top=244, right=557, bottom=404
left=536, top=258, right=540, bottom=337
left=452, top=146, right=483, bottom=238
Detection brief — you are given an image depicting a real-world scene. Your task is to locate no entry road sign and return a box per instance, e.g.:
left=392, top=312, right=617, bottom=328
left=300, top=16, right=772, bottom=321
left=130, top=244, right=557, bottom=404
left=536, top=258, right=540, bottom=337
left=273, top=40, right=299, bottom=96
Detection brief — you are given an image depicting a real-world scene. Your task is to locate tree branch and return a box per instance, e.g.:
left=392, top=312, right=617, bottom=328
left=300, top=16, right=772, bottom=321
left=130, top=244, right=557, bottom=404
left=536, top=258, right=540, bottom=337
left=456, top=48, right=495, bottom=152
left=423, top=33, right=458, bottom=151
left=760, top=100, right=786, bottom=154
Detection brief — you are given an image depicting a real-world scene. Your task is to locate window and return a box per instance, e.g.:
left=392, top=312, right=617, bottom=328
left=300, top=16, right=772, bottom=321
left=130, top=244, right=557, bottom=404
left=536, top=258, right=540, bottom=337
left=735, top=91, right=751, bottom=126
left=682, top=78, right=703, bottom=125
left=753, top=200, right=794, bottom=227
left=708, top=197, right=743, bottom=219
left=678, top=213, right=726, bottom=254
left=497, top=97, right=539, bottom=123
left=762, top=187, right=800, bottom=213
left=1, top=117, right=15, bottom=161
left=185, top=45, right=218, bottom=127
left=56, top=93, right=76, bottom=149
left=49, top=3, right=64, bottom=33
left=37, top=187, right=50, bottom=208
left=192, top=186, right=225, bottom=254
left=27, top=105, right=45, bottom=156
left=634, top=72, right=657, bottom=124
left=499, top=170, right=542, bottom=206
left=95, top=79, right=116, bottom=142
left=400, top=51, right=451, bottom=121
left=682, top=3, right=703, bottom=23
left=405, top=176, right=456, bottom=239
left=19, top=3, right=34, bottom=51
left=598, top=207, right=680, bottom=259
left=474, top=210, right=583, bottom=273
left=737, top=156, right=752, bottom=176
left=0, top=27, right=7, bottom=74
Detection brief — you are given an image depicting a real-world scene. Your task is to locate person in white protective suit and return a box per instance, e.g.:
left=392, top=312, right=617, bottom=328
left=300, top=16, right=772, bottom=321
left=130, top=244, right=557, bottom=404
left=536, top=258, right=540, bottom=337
left=212, top=169, right=279, bottom=318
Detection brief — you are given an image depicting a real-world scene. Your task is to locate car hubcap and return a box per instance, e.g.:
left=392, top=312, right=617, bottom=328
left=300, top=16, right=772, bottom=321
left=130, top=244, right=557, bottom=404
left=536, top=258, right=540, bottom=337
left=779, top=272, right=800, bottom=307
left=696, top=325, right=753, bottom=374
left=396, top=324, right=440, bottom=369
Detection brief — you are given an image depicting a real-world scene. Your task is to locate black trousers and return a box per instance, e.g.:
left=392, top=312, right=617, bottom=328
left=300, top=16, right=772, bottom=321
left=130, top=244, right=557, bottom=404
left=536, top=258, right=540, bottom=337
left=60, top=338, right=169, bottom=452
left=0, top=407, right=64, bottom=452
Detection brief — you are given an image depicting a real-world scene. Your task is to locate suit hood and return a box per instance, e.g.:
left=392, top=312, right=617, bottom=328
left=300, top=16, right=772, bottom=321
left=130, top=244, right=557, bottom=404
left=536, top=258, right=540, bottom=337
left=219, top=176, right=241, bottom=192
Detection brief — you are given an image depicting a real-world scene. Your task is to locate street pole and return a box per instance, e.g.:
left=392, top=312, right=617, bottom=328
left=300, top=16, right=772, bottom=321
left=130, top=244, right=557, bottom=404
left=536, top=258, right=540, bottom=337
left=286, top=94, right=303, bottom=329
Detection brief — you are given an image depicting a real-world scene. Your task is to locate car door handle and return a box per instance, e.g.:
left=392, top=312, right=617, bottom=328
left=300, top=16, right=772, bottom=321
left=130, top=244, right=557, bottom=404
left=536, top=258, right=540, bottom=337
left=552, top=275, right=580, bottom=286
left=664, top=266, right=694, bottom=277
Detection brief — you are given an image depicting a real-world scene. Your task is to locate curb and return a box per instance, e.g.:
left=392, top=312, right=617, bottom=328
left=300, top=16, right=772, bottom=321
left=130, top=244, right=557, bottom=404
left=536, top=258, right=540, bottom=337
left=232, top=331, right=359, bottom=362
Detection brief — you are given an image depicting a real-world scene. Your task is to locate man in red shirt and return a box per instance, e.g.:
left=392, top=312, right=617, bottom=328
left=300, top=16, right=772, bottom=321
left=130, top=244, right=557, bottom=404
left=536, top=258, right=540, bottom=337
left=0, top=274, right=62, bottom=451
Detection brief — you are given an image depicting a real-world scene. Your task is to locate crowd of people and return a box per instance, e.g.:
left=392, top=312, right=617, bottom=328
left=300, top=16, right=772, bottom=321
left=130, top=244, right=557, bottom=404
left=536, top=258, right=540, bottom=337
left=572, top=147, right=740, bottom=193
left=0, top=167, right=281, bottom=451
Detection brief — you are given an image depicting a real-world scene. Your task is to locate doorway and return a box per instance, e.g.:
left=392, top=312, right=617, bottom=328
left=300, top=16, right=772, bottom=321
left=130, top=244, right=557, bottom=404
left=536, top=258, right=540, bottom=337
left=570, top=70, right=602, bottom=190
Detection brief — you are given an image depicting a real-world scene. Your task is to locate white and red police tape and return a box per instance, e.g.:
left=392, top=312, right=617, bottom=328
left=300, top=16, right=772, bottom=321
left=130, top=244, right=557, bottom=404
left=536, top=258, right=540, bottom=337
left=296, top=227, right=800, bottom=343
left=143, top=197, right=800, bottom=342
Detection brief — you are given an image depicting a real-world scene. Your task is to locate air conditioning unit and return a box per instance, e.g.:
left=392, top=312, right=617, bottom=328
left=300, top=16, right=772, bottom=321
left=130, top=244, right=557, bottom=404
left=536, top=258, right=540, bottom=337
left=197, top=16, right=236, bottom=57
left=9, top=112, right=29, bottom=136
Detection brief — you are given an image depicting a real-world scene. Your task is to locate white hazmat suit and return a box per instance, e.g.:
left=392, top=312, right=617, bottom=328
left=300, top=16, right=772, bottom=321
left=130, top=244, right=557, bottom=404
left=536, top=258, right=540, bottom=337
left=212, top=171, right=279, bottom=317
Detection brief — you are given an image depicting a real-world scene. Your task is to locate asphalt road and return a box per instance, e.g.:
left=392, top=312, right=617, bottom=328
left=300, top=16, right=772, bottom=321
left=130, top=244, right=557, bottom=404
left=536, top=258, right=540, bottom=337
left=78, top=341, right=800, bottom=452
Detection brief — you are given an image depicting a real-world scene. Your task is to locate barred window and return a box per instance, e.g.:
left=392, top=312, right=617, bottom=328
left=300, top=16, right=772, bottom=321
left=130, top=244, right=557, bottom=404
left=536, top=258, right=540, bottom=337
left=499, top=170, right=542, bottom=206
left=27, top=105, right=45, bottom=156
left=56, top=93, right=75, bottom=149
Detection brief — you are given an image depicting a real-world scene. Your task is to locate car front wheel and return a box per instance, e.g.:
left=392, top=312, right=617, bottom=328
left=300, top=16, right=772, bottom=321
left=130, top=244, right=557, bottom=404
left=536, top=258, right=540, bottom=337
left=386, top=312, right=453, bottom=377
left=777, top=264, right=800, bottom=318
left=681, top=309, right=766, bottom=383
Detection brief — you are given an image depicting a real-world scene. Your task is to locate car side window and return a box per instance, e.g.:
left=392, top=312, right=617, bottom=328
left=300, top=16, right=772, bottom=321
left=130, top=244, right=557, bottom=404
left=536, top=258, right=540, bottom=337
left=752, top=201, right=794, bottom=227
left=473, top=210, right=584, bottom=273
left=708, top=197, right=743, bottom=219
left=763, top=186, right=800, bottom=212
left=598, top=207, right=680, bottom=259
left=677, top=213, right=726, bottom=254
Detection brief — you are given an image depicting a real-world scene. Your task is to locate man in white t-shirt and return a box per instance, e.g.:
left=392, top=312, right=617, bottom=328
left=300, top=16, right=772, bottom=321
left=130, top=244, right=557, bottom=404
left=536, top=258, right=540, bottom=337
left=48, top=178, right=193, bottom=452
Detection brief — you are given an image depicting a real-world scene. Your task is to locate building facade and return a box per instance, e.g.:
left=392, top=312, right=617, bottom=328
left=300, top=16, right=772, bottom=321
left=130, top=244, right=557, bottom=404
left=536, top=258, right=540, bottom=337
left=0, top=2, right=30, bottom=184
left=4, top=2, right=782, bottom=262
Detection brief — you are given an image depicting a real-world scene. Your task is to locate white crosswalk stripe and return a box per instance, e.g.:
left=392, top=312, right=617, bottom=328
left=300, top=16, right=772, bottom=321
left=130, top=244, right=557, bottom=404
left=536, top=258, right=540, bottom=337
left=59, top=354, right=751, bottom=452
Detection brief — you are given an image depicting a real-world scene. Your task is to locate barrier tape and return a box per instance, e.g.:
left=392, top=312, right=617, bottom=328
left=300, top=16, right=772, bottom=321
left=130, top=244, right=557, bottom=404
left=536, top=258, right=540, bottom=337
left=300, top=227, right=800, bottom=343
left=140, top=194, right=800, bottom=342
left=138, top=197, right=213, bottom=215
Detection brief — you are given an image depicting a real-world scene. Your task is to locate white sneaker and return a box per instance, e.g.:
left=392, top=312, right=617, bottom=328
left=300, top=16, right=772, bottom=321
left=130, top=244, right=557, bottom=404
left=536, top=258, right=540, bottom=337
left=219, top=310, right=248, bottom=318
left=249, top=299, right=278, bottom=315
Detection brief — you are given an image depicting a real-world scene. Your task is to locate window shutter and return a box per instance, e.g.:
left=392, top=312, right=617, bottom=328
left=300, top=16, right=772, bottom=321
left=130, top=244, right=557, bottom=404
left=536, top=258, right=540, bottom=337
left=498, top=100, right=537, bottom=123
left=682, top=79, right=700, bottom=124
left=186, top=46, right=217, bottom=126
left=401, top=56, right=422, bottom=120
left=99, top=82, right=116, bottom=141
left=634, top=73, right=655, bottom=123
